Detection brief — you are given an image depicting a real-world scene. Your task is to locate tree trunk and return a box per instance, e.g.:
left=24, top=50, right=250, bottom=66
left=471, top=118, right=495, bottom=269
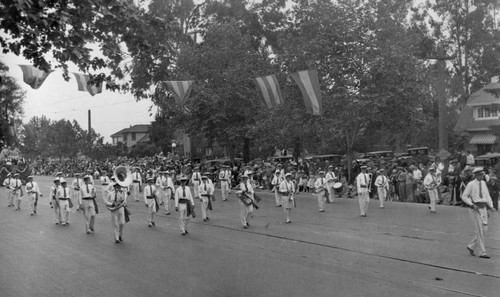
left=243, top=137, right=250, bottom=163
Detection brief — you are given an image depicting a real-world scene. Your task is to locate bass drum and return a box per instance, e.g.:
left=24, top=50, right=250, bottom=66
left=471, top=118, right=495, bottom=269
left=333, top=182, right=343, bottom=193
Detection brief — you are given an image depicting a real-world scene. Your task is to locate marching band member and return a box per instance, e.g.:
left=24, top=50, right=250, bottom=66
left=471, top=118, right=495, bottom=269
left=71, top=173, right=83, bottom=211
left=79, top=175, right=97, bottom=234
left=26, top=176, right=41, bottom=215
left=279, top=173, right=295, bottom=224
left=461, top=167, right=496, bottom=259
left=314, top=171, right=328, bottom=212
left=219, top=165, right=231, bottom=201
left=175, top=176, right=195, bottom=235
left=325, top=166, right=337, bottom=203
left=101, top=170, right=111, bottom=198
left=3, top=173, right=14, bottom=207
left=163, top=171, right=175, bottom=215
left=86, top=169, right=95, bottom=185
left=10, top=173, right=23, bottom=210
left=199, top=175, right=215, bottom=222
left=375, top=169, right=389, bottom=208
left=50, top=178, right=62, bottom=224
left=272, top=170, right=284, bottom=207
left=104, top=182, right=128, bottom=243
left=237, top=174, right=255, bottom=229
left=156, top=171, right=167, bottom=207
left=190, top=167, right=202, bottom=200
left=131, top=167, right=142, bottom=201
left=146, top=169, right=155, bottom=182
left=424, top=165, right=439, bottom=213
left=356, top=166, right=370, bottom=217
left=56, top=179, right=71, bottom=226
left=144, top=178, right=158, bottom=227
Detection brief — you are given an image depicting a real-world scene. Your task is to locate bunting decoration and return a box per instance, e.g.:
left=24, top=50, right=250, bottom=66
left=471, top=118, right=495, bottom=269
left=254, top=74, right=283, bottom=108
left=163, top=80, right=194, bottom=113
left=18, top=65, right=53, bottom=89
left=72, top=73, right=103, bottom=96
left=291, top=69, right=322, bottom=115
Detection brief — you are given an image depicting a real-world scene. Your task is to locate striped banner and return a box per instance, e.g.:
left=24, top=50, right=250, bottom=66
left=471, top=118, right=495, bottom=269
left=72, top=73, right=102, bottom=96
left=18, top=65, right=53, bottom=89
left=291, top=69, right=322, bottom=115
left=163, top=81, right=194, bottom=105
left=254, top=74, right=283, bottom=108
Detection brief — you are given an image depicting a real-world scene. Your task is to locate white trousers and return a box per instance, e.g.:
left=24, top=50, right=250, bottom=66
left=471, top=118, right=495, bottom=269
left=428, top=189, right=439, bottom=211
left=377, top=188, right=387, bottom=208
left=52, top=198, right=61, bottom=223
left=163, top=189, right=172, bottom=212
left=58, top=200, right=70, bottom=223
left=274, top=188, right=281, bottom=206
left=328, top=186, right=335, bottom=203
left=146, top=198, right=156, bottom=224
left=81, top=200, right=95, bottom=231
left=13, top=192, right=22, bottom=209
left=178, top=203, right=189, bottom=232
left=358, top=191, right=370, bottom=216
left=110, top=208, right=125, bottom=241
left=6, top=189, right=14, bottom=205
left=200, top=196, right=210, bottom=219
left=239, top=200, right=253, bottom=226
left=131, top=183, right=140, bottom=201
left=220, top=181, right=230, bottom=201
left=317, top=191, right=326, bottom=211
left=468, top=208, right=489, bottom=256
left=28, top=193, right=37, bottom=214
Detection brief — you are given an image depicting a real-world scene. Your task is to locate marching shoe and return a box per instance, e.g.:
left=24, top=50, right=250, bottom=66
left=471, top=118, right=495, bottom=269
left=151, top=222, right=156, bottom=226
left=148, top=223, right=153, bottom=227
left=466, top=246, right=475, bottom=256
left=119, top=236, right=123, bottom=242
left=115, top=240, right=121, bottom=243
left=203, top=219, right=208, bottom=222
left=165, top=212, right=170, bottom=215
left=479, top=255, right=490, bottom=259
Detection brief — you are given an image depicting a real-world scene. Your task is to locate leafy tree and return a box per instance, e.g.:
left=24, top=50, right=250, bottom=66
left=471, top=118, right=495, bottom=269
left=0, top=61, right=25, bottom=148
left=20, top=116, right=52, bottom=159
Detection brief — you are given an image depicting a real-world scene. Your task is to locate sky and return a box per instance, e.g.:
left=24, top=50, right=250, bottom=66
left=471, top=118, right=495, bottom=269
left=2, top=53, right=155, bottom=143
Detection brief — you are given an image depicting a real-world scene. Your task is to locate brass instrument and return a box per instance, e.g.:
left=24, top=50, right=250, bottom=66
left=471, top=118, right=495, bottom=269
left=113, top=166, right=133, bottom=187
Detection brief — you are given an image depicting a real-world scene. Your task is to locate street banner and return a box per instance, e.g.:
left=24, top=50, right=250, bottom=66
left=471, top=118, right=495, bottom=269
left=163, top=80, right=194, bottom=113
left=291, top=69, right=322, bottom=115
left=254, top=74, right=283, bottom=108
left=18, top=65, right=53, bottom=89
left=72, top=73, right=102, bottom=96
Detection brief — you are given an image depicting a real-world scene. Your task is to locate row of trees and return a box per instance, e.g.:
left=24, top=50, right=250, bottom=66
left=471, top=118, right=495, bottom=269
left=2, top=0, right=500, bottom=163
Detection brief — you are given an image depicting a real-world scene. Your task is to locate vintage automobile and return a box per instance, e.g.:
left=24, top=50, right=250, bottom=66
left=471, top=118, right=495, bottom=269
left=362, top=150, right=394, bottom=159
left=475, top=153, right=500, bottom=167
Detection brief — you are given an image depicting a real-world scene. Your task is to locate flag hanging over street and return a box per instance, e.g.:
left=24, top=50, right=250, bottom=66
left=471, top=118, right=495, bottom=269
left=254, top=74, right=283, bottom=108
left=18, top=65, right=53, bottom=89
left=72, top=73, right=102, bottom=96
left=163, top=80, right=194, bottom=105
left=291, top=69, right=322, bottom=115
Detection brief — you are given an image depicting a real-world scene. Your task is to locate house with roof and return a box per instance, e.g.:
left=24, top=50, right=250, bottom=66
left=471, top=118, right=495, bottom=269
left=455, top=80, right=500, bottom=155
left=111, top=124, right=151, bottom=148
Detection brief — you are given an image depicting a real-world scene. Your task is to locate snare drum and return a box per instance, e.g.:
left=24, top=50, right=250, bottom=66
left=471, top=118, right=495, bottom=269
left=333, top=182, right=343, bottom=193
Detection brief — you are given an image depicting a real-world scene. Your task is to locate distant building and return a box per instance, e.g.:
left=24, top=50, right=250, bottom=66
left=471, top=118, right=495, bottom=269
left=455, top=80, right=500, bottom=155
left=111, top=124, right=151, bottom=148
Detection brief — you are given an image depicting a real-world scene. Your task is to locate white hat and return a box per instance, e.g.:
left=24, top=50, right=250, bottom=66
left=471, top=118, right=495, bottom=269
left=285, top=173, right=293, bottom=178
left=83, top=175, right=91, bottom=179
left=147, top=177, right=154, bottom=182
left=472, top=167, right=484, bottom=174
left=241, top=174, right=249, bottom=178
left=60, top=179, right=67, bottom=184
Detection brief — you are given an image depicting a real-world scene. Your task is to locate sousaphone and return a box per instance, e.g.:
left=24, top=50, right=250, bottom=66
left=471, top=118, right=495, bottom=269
left=114, top=166, right=133, bottom=187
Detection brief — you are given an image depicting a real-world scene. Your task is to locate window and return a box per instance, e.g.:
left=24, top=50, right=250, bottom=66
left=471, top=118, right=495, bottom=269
left=477, top=105, right=498, bottom=119
left=131, top=133, right=136, bottom=141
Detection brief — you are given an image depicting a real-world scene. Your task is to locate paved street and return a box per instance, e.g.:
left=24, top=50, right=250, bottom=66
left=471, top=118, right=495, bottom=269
left=0, top=176, right=499, bottom=297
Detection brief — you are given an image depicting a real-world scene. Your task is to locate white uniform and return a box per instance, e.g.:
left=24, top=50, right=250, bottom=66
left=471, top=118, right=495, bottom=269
left=279, top=179, right=295, bottom=223
left=174, top=185, right=194, bottom=234
left=79, top=183, right=97, bottom=232
left=461, top=179, right=494, bottom=257
left=56, top=186, right=72, bottom=225
left=356, top=172, right=370, bottom=216
left=190, top=171, right=202, bottom=199
left=104, top=189, right=127, bottom=242
left=9, top=178, right=23, bottom=210
left=156, top=175, right=167, bottom=206
left=144, top=183, right=158, bottom=226
left=163, top=175, right=175, bottom=214
left=25, top=180, right=41, bottom=215
left=238, top=180, right=255, bottom=227
left=131, top=171, right=142, bottom=201
left=3, top=176, right=14, bottom=206
left=314, top=177, right=328, bottom=212
left=423, top=172, right=439, bottom=212
left=375, top=174, right=389, bottom=208
left=199, top=179, right=215, bottom=220
left=325, top=171, right=337, bottom=203
left=272, top=174, right=284, bottom=207
left=219, top=169, right=231, bottom=201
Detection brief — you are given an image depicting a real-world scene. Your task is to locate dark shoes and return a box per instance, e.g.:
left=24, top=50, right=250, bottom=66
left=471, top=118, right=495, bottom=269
left=479, top=255, right=490, bottom=259
left=467, top=246, right=475, bottom=256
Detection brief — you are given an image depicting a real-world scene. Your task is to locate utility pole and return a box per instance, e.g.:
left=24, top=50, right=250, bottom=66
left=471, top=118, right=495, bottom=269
left=436, top=47, right=448, bottom=151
